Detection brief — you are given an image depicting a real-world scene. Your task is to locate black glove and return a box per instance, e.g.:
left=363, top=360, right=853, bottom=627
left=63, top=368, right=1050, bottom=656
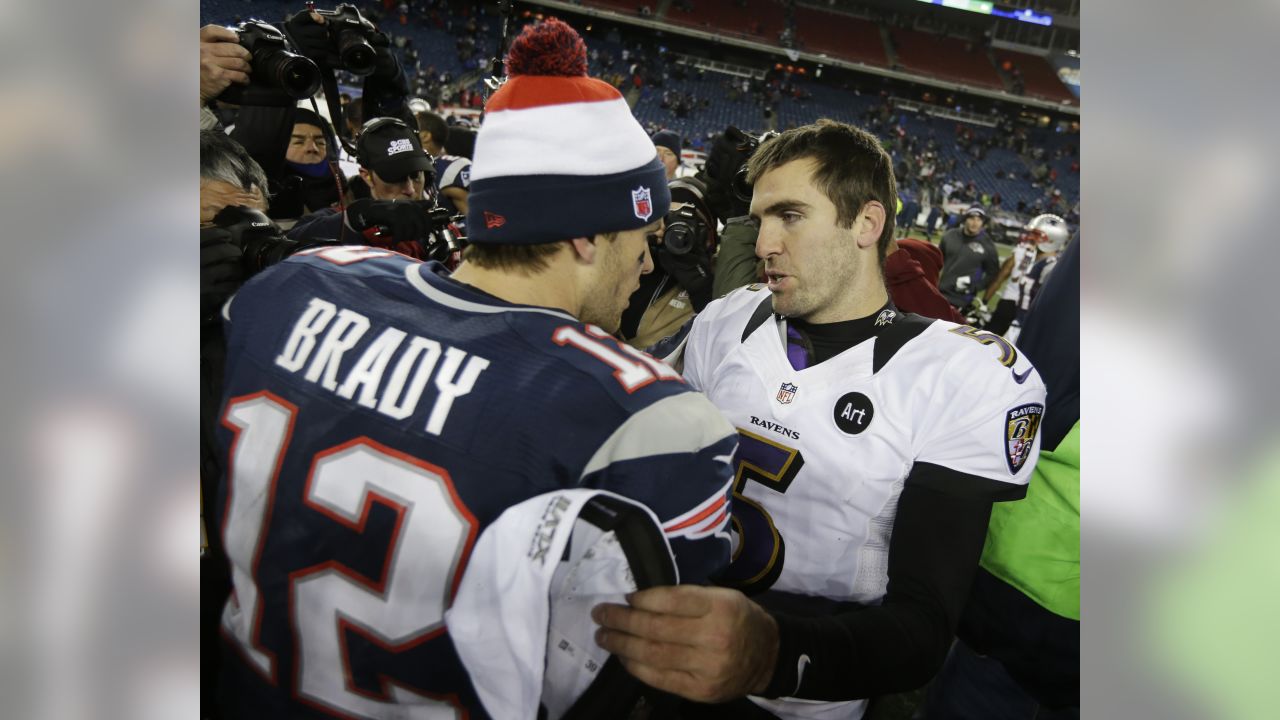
left=345, top=199, right=435, bottom=242
left=201, top=227, right=246, bottom=324
left=656, top=245, right=714, bottom=312
left=284, top=10, right=339, bottom=68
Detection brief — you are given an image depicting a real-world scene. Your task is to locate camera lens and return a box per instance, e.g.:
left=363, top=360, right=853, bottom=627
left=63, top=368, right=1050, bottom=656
left=337, top=31, right=378, bottom=76
left=277, top=55, right=322, bottom=99
left=731, top=166, right=754, bottom=203
left=663, top=222, right=695, bottom=255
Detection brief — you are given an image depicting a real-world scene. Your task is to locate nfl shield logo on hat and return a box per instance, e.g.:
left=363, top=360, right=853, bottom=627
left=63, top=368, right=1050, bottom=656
left=776, top=382, right=798, bottom=404
left=632, top=186, right=653, bottom=221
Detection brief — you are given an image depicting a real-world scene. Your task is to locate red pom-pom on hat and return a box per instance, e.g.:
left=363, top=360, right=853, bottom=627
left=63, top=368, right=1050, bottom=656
left=504, top=17, right=588, bottom=77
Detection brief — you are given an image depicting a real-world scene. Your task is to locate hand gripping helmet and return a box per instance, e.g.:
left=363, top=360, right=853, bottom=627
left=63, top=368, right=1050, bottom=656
left=1023, top=213, right=1070, bottom=253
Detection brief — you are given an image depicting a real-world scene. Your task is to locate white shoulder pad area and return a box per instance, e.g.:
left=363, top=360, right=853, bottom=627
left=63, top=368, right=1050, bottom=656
left=684, top=284, right=771, bottom=390
left=913, top=323, right=1048, bottom=484
left=581, top=392, right=735, bottom=478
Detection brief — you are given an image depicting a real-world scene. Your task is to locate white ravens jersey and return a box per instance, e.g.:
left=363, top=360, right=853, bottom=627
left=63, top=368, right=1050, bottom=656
left=683, top=286, right=1046, bottom=720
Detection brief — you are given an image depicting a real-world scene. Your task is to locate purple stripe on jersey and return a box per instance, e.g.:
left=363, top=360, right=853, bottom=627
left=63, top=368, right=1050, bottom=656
left=785, top=325, right=810, bottom=371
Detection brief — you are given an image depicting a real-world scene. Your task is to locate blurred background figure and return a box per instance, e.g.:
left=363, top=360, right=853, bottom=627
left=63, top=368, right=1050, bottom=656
left=653, top=128, right=692, bottom=180
left=918, top=236, right=1080, bottom=720
left=415, top=109, right=472, bottom=215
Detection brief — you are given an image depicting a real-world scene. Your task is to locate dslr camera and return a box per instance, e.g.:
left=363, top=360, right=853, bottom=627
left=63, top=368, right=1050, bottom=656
left=213, top=205, right=332, bottom=275
left=219, top=21, right=321, bottom=104
left=649, top=178, right=715, bottom=258
left=311, top=3, right=381, bottom=76
left=655, top=203, right=706, bottom=256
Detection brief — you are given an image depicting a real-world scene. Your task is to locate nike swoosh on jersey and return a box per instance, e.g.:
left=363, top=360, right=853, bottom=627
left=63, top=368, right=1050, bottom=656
left=794, top=654, right=811, bottom=696
left=1012, top=366, right=1033, bottom=384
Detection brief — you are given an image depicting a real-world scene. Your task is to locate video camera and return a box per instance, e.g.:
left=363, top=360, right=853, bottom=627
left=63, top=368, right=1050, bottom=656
left=218, top=20, right=322, bottom=105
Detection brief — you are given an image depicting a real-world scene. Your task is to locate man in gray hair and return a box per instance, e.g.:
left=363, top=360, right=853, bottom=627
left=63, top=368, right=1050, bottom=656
left=199, top=129, right=269, bottom=225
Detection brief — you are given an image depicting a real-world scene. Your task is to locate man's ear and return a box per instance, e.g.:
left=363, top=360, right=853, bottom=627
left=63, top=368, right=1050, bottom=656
left=856, top=201, right=886, bottom=250
left=358, top=167, right=372, bottom=185
left=569, top=237, right=597, bottom=264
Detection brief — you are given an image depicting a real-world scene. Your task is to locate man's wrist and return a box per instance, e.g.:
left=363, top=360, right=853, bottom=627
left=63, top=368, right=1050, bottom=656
left=748, top=606, right=780, bottom=695
left=757, top=611, right=803, bottom=698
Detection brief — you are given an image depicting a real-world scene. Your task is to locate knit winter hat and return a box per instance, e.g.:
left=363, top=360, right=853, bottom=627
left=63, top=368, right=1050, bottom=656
left=651, top=130, right=682, bottom=158
left=467, top=18, right=670, bottom=244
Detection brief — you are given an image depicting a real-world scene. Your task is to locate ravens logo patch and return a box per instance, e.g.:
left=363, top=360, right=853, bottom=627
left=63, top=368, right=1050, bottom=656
left=1005, top=403, right=1044, bottom=474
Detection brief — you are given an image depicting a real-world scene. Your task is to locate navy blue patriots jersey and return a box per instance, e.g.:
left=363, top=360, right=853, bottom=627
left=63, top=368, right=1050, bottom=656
left=214, top=246, right=736, bottom=719
left=433, top=154, right=471, bottom=215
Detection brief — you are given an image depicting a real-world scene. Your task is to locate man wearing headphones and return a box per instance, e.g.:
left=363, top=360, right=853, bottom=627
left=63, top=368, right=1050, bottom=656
left=287, top=117, right=442, bottom=256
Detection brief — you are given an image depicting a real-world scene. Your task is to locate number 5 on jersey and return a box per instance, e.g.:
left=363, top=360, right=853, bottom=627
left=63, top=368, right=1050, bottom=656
left=720, top=429, right=804, bottom=594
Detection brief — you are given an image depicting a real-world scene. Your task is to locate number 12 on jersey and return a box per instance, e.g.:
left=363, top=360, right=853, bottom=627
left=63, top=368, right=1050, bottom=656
left=220, top=391, right=477, bottom=719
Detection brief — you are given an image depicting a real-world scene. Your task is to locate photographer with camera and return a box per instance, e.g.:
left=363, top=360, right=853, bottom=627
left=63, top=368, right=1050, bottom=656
left=201, top=130, right=338, bottom=513
left=696, top=127, right=778, bottom=299
left=201, top=128, right=334, bottom=719
left=619, top=177, right=718, bottom=349
left=199, top=25, right=251, bottom=131
left=286, top=117, right=462, bottom=262
left=205, top=5, right=414, bottom=222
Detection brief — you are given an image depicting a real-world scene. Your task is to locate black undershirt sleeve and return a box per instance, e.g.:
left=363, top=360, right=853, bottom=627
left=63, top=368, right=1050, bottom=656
left=757, top=467, right=1003, bottom=701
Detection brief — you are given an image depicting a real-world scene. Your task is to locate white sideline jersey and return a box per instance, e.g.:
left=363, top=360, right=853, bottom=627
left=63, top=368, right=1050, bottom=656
left=683, top=285, right=1047, bottom=720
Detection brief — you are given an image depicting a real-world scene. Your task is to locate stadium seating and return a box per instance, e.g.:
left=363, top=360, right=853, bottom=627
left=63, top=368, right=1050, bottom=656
left=203, top=0, right=1079, bottom=219
left=995, top=49, right=1077, bottom=106
left=662, top=0, right=788, bottom=41
left=889, top=28, right=1003, bottom=89
left=580, top=0, right=653, bottom=15
left=792, top=6, right=888, bottom=68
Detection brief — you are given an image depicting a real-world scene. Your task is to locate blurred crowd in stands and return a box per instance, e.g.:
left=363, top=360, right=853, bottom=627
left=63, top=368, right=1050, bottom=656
left=200, top=0, right=1078, bottom=233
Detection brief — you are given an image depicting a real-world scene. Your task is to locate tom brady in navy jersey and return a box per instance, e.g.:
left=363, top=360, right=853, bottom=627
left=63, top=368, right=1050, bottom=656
left=212, top=18, right=736, bottom=720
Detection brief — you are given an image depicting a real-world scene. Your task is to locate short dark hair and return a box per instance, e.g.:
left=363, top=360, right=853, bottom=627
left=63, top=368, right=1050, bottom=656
left=461, top=242, right=562, bottom=273
left=462, top=231, right=619, bottom=274
left=415, top=111, right=449, bottom=147
left=746, top=119, right=898, bottom=264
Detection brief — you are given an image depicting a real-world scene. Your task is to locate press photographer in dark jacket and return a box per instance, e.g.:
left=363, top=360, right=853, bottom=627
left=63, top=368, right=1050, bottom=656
left=199, top=129, right=291, bottom=719
left=619, top=177, right=718, bottom=349
left=286, top=117, right=458, bottom=261
left=216, top=6, right=414, bottom=221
